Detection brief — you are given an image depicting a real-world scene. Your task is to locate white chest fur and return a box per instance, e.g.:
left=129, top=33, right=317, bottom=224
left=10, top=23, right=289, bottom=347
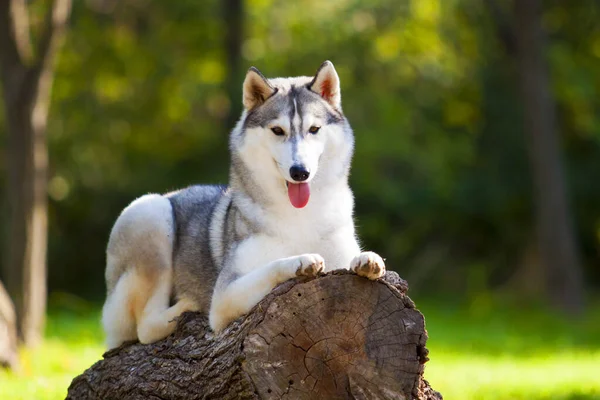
left=230, top=183, right=360, bottom=275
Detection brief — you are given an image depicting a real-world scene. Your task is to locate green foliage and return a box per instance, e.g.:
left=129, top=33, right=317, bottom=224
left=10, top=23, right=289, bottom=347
left=2, top=1, right=600, bottom=298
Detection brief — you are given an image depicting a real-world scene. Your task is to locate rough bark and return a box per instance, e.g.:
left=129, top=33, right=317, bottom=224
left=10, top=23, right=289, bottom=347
left=67, top=271, right=442, bottom=400
left=0, top=0, right=72, bottom=346
left=514, top=0, right=584, bottom=313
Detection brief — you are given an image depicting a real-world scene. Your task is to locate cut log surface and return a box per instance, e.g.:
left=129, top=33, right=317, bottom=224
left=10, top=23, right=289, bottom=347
left=67, top=270, right=442, bottom=400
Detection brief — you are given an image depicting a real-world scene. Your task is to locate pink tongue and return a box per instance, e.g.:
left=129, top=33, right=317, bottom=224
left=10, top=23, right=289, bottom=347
left=287, top=182, right=310, bottom=208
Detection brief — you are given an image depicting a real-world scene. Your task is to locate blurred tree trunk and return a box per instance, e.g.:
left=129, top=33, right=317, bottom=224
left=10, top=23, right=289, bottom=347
left=513, top=0, right=584, bottom=313
left=0, top=280, right=18, bottom=369
left=0, top=0, right=72, bottom=346
left=223, top=0, right=244, bottom=131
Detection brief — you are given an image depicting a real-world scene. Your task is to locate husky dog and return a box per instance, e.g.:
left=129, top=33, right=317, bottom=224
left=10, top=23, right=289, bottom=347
left=102, top=61, right=386, bottom=349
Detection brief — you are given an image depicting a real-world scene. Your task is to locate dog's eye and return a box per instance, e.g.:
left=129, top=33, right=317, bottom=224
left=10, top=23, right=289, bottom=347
left=271, top=126, right=285, bottom=136
left=309, top=126, right=321, bottom=134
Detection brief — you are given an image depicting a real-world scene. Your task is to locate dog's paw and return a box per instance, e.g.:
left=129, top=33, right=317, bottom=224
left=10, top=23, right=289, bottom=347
left=176, top=298, right=201, bottom=314
left=350, top=251, right=386, bottom=280
left=293, top=253, right=325, bottom=277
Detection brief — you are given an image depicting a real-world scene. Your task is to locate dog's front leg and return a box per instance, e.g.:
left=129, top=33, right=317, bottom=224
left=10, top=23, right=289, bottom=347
left=209, top=254, right=324, bottom=332
left=327, top=232, right=386, bottom=280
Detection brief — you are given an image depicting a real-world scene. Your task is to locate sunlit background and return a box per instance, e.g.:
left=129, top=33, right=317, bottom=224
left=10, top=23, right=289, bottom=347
left=1, top=0, right=599, bottom=399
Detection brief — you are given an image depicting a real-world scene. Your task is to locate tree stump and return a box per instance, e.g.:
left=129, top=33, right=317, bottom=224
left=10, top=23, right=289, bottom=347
left=66, top=270, right=442, bottom=400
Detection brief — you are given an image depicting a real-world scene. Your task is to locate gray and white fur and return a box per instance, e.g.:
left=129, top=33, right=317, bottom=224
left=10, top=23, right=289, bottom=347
left=102, top=61, right=386, bottom=349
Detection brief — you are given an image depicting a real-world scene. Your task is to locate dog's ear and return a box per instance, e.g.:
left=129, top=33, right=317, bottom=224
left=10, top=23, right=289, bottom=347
left=243, top=67, right=276, bottom=110
left=309, top=61, right=341, bottom=109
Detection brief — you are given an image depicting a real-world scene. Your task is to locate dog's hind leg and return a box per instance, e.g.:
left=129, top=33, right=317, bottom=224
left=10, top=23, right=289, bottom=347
left=103, top=254, right=198, bottom=347
left=136, top=268, right=199, bottom=344
left=102, top=194, right=198, bottom=348
left=102, top=270, right=138, bottom=349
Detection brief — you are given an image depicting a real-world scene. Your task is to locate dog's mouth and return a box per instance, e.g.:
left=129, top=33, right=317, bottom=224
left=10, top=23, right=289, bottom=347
left=285, top=181, right=310, bottom=209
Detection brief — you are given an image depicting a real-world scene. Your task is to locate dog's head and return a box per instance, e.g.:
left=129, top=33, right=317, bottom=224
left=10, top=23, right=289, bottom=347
left=231, top=61, right=354, bottom=209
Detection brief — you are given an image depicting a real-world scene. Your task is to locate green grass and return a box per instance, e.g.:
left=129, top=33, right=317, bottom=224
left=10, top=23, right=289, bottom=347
left=1, top=294, right=599, bottom=399
left=0, top=299, right=105, bottom=400
left=416, top=295, right=600, bottom=399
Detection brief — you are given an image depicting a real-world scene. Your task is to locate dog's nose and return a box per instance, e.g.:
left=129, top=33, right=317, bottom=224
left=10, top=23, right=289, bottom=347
left=289, top=165, right=310, bottom=182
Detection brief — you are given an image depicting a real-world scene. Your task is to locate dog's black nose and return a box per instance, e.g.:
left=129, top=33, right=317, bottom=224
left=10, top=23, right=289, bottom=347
left=290, top=165, right=310, bottom=182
